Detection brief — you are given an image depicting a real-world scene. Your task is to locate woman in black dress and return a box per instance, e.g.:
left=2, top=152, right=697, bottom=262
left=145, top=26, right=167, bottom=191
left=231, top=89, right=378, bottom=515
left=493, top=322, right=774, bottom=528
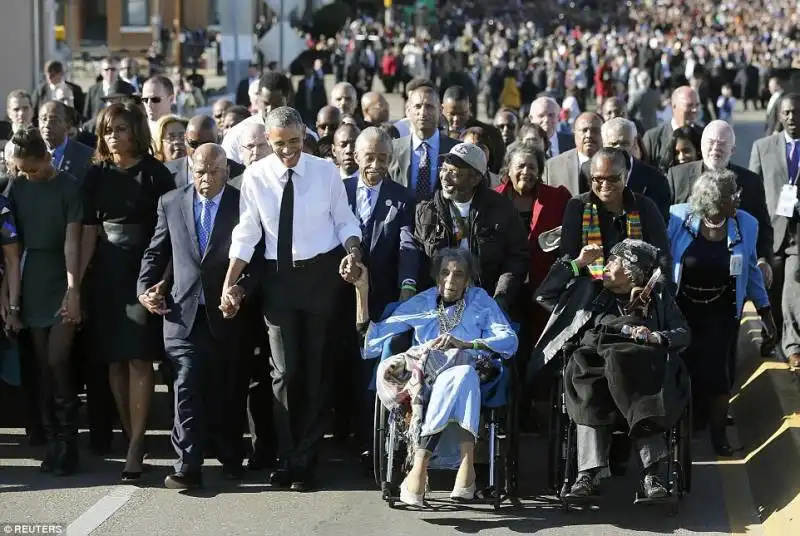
left=81, top=102, right=174, bottom=480
left=6, top=127, right=83, bottom=475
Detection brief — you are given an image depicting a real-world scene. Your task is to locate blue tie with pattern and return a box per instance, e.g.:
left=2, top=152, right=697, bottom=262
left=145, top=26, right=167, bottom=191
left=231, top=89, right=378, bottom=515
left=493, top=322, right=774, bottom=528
left=417, top=142, right=432, bottom=201
left=358, top=186, right=373, bottom=227
left=198, top=199, right=214, bottom=256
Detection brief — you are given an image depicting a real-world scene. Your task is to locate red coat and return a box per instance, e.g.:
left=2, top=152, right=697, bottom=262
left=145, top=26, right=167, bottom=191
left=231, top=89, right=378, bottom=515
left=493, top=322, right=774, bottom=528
left=495, top=181, right=571, bottom=336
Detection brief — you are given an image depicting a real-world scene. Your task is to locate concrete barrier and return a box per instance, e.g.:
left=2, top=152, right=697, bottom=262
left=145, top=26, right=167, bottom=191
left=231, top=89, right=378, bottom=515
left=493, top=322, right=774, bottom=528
left=730, top=305, right=800, bottom=534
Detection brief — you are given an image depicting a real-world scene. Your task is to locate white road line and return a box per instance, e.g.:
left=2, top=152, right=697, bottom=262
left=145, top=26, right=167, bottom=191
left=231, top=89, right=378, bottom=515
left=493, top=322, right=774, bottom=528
left=66, top=485, right=138, bottom=536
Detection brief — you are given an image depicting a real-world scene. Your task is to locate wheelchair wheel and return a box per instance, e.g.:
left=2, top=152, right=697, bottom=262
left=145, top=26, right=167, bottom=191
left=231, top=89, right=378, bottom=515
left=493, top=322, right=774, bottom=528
left=548, top=369, right=572, bottom=497
left=674, top=397, right=692, bottom=496
left=373, top=393, right=407, bottom=503
left=373, top=394, right=386, bottom=488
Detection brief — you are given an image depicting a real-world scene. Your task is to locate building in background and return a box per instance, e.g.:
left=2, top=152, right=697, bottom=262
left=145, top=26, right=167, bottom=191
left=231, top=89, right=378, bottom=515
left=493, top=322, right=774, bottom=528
left=58, top=0, right=230, bottom=52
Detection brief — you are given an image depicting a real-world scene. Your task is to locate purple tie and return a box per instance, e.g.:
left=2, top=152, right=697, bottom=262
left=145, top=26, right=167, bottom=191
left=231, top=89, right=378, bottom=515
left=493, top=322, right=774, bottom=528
left=790, top=141, right=800, bottom=184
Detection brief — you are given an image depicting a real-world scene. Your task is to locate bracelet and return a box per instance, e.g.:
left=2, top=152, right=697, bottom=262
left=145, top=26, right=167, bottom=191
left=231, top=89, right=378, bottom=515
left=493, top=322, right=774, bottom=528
left=569, top=260, right=580, bottom=276
left=472, top=341, right=479, bottom=350
left=401, top=284, right=416, bottom=292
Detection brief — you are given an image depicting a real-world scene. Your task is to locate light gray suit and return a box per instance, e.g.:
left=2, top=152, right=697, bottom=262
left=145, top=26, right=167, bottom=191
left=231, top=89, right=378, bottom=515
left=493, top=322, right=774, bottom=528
left=388, top=133, right=459, bottom=191
left=543, top=148, right=583, bottom=195
left=749, top=132, right=800, bottom=358
left=627, top=88, right=662, bottom=132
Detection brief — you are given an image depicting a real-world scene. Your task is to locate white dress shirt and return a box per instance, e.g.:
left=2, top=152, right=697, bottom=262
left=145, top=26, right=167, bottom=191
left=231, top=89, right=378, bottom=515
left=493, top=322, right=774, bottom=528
left=230, top=153, right=361, bottom=263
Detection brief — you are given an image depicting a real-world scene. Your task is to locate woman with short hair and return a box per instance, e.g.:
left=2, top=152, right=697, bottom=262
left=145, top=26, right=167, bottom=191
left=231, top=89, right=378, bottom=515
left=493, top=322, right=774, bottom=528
left=356, top=247, right=518, bottom=507
left=668, top=169, right=775, bottom=455
left=81, top=101, right=174, bottom=481
left=152, top=114, right=187, bottom=163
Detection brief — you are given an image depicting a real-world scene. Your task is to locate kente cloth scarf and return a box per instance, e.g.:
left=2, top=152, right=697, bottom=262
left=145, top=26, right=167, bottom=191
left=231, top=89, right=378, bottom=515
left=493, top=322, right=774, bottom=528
left=581, top=203, right=642, bottom=279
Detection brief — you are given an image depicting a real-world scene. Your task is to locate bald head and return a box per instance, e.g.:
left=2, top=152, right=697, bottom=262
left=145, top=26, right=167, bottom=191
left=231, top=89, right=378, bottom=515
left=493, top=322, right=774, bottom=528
left=238, top=122, right=270, bottom=167
left=212, top=98, right=234, bottom=122
left=671, top=86, right=701, bottom=127
left=529, top=97, right=560, bottom=138
left=186, top=115, right=218, bottom=157
left=316, top=105, right=342, bottom=139
left=574, top=112, right=603, bottom=158
left=701, top=120, right=735, bottom=170
left=331, top=82, right=357, bottom=115
left=361, top=92, right=389, bottom=124
left=192, top=143, right=228, bottom=198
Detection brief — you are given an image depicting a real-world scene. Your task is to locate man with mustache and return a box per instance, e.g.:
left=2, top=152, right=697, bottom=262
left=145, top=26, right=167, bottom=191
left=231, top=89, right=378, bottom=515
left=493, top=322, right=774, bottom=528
left=543, top=112, right=603, bottom=195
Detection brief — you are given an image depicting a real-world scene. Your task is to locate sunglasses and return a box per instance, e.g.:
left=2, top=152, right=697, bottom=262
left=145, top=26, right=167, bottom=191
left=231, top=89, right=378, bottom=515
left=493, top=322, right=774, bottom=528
left=141, top=97, right=163, bottom=104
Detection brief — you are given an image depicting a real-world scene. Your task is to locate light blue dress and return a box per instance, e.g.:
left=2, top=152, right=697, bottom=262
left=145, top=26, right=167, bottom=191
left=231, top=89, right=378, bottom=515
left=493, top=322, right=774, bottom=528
left=365, top=286, right=518, bottom=466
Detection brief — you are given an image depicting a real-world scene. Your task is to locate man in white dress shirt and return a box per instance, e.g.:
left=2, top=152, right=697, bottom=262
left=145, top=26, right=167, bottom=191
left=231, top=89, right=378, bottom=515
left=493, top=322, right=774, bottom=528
left=223, top=106, right=362, bottom=491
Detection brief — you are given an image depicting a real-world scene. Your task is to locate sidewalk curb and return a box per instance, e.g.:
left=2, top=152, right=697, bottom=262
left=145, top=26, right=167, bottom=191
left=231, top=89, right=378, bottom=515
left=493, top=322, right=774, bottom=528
left=730, top=309, right=800, bottom=534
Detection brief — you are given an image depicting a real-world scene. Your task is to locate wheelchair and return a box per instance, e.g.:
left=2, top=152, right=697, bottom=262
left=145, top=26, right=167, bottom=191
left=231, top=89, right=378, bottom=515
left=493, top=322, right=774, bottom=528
left=547, top=341, right=693, bottom=515
left=372, top=325, right=520, bottom=511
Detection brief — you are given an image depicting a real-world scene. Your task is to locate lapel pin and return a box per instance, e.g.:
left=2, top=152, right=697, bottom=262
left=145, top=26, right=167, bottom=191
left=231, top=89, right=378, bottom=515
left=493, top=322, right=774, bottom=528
left=385, top=199, right=392, bottom=207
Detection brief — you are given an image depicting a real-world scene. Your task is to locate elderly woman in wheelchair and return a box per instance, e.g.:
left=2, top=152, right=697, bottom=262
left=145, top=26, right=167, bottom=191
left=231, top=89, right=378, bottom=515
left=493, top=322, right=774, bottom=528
left=533, top=239, right=691, bottom=502
left=347, top=247, right=518, bottom=508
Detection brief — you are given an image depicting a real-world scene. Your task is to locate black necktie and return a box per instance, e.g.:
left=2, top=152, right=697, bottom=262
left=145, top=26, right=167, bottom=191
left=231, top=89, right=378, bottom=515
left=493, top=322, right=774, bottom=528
left=579, top=160, right=592, bottom=194
left=416, top=142, right=432, bottom=201
left=277, top=169, right=294, bottom=270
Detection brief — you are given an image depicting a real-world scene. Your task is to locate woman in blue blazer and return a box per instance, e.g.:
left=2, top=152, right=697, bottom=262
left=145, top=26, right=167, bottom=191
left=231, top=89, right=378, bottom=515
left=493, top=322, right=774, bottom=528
left=668, top=169, right=776, bottom=456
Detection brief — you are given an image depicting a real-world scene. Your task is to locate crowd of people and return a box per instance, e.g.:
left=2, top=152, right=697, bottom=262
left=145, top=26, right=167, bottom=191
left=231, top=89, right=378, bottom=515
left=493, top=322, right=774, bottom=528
left=0, top=1, right=798, bottom=511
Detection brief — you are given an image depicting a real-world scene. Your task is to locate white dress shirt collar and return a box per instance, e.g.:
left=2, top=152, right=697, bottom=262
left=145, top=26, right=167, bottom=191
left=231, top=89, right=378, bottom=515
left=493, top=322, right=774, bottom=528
left=784, top=131, right=800, bottom=144
left=549, top=133, right=560, bottom=155
left=271, top=152, right=308, bottom=180
left=341, top=168, right=359, bottom=180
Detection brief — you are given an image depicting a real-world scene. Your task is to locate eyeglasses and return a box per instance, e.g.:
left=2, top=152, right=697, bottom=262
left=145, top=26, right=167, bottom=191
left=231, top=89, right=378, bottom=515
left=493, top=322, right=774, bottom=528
left=591, top=175, right=623, bottom=184
left=140, top=97, right=163, bottom=104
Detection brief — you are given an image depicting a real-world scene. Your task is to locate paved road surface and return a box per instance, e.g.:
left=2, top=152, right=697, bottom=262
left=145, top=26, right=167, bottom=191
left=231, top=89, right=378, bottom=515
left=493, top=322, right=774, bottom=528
left=0, top=91, right=769, bottom=535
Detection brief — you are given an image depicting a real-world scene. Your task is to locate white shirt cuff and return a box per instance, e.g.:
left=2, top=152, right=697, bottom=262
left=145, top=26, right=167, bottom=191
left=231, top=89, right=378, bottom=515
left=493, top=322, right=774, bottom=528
left=229, top=242, right=255, bottom=263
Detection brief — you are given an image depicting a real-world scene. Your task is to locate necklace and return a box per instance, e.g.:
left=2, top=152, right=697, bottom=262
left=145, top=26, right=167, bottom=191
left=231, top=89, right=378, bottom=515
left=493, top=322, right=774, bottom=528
left=703, top=216, right=726, bottom=229
left=437, top=298, right=466, bottom=334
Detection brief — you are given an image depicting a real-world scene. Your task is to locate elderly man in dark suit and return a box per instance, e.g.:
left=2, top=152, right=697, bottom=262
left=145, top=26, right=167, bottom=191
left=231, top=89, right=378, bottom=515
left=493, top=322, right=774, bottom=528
left=602, top=117, right=671, bottom=220
left=642, top=86, right=701, bottom=168
left=341, top=127, right=418, bottom=467
left=529, top=96, right=575, bottom=157
left=167, top=115, right=245, bottom=189
left=388, top=82, right=459, bottom=201
left=38, top=101, right=93, bottom=184
left=670, top=120, right=774, bottom=280
left=543, top=112, right=602, bottom=195
left=750, top=93, right=800, bottom=368
left=83, top=57, right=136, bottom=121
left=138, top=144, right=259, bottom=489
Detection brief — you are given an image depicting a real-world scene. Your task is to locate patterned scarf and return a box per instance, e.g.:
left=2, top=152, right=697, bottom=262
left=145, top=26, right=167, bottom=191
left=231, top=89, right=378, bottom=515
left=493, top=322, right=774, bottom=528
left=581, top=203, right=643, bottom=279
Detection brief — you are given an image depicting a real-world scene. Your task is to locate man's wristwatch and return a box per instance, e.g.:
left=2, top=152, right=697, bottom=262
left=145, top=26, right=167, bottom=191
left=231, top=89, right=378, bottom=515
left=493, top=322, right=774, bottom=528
left=8, top=304, right=20, bottom=314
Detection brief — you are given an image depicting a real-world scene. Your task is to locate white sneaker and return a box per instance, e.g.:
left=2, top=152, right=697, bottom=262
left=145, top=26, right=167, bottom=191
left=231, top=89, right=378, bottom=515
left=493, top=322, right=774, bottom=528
left=450, top=481, right=476, bottom=501
left=399, top=479, right=426, bottom=508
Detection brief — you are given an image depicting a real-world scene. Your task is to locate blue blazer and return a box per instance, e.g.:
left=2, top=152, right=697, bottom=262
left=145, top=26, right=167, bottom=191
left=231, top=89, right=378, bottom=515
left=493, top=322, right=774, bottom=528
left=344, top=176, right=419, bottom=320
left=668, top=203, right=769, bottom=318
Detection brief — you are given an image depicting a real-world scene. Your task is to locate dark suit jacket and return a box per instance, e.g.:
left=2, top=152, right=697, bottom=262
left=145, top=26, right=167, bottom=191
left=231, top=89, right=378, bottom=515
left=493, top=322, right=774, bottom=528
left=388, top=133, right=459, bottom=194
left=627, top=159, right=672, bottom=221
left=627, top=88, right=661, bottom=131
left=137, top=184, right=257, bottom=341
left=83, top=79, right=136, bottom=121
left=554, top=132, right=576, bottom=155
left=236, top=78, right=251, bottom=107
left=765, top=92, right=783, bottom=135
left=668, top=160, right=774, bottom=260
left=33, top=81, right=86, bottom=122
left=642, top=122, right=672, bottom=168
left=295, top=75, right=328, bottom=127
left=344, top=176, right=419, bottom=320
left=166, top=156, right=246, bottom=189
left=56, top=139, right=94, bottom=184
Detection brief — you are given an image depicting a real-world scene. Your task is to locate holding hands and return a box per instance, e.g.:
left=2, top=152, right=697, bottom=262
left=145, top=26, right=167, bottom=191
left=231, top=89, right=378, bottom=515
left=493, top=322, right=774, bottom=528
left=138, top=280, right=170, bottom=316
left=219, top=285, right=245, bottom=319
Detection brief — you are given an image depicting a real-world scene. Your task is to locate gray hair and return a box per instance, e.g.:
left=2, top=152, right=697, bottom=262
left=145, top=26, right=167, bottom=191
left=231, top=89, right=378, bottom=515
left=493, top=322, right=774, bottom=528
left=601, top=117, right=637, bottom=143
left=264, top=106, right=304, bottom=131
left=689, top=169, right=738, bottom=219
left=430, top=247, right=480, bottom=283
left=332, top=82, right=357, bottom=99
left=355, top=126, right=392, bottom=153
left=590, top=147, right=629, bottom=177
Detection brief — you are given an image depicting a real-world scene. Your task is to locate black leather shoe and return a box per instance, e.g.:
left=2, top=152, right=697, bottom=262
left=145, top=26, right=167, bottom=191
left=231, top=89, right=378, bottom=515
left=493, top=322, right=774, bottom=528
left=222, top=464, right=245, bottom=480
left=53, top=442, right=79, bottom=477
left=290, top=480, right=311, bottom=492
left=164, top=471, right=202, bottom=490
left=268, top=468, right=292, bottom=487
left=246, top=453, right=276, bottom=472
left=566, top=472, right=599, bottom=498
